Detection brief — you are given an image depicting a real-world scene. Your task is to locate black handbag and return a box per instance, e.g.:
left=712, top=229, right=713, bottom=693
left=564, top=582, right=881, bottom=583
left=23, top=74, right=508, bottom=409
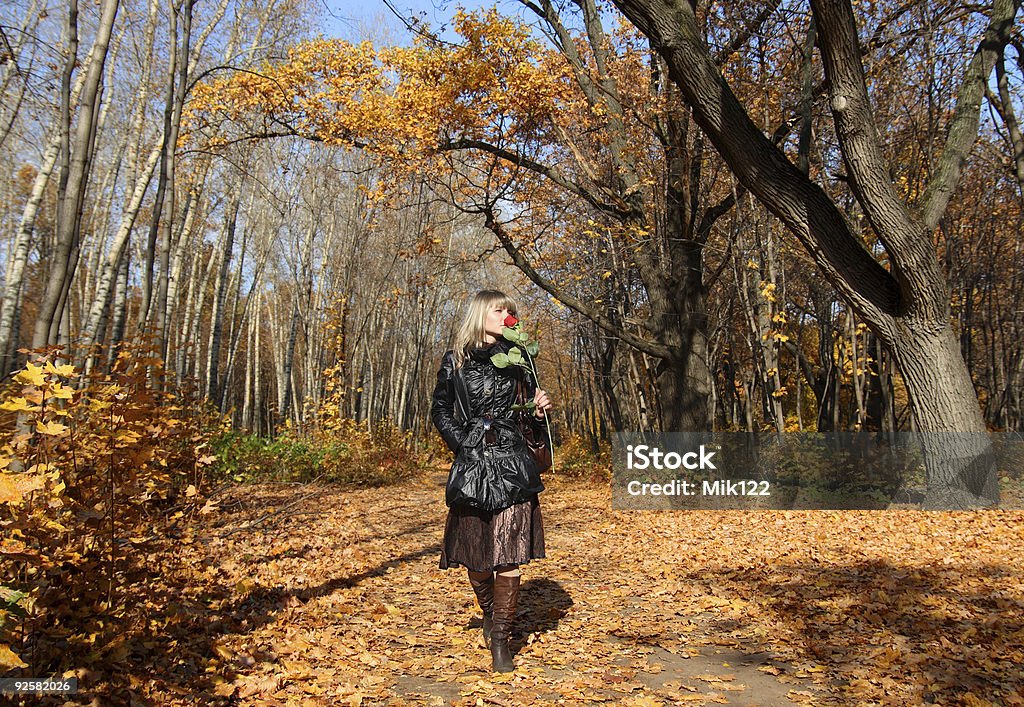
left=517, top=376, right=552, bottom=473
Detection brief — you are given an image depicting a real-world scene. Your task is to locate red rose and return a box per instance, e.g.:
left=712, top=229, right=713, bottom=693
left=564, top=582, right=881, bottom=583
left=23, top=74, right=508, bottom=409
left=504, top=314, right=519, bottom=328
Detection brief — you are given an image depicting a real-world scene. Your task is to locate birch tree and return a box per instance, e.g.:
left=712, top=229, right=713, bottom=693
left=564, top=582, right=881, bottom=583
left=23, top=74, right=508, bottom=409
left=31, top=0, right=121, bottom=348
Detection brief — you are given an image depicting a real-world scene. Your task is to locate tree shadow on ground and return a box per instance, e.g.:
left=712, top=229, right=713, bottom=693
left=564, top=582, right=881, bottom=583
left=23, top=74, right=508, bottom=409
left=55, top=486, right=444, bottom=707
left=692, top=558, right=1022, bottom=703
left=135, top=539, right=442, bottom=705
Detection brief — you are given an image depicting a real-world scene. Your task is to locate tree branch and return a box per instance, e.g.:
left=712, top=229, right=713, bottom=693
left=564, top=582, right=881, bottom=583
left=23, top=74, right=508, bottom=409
left=482, top=209, right=675, bottom=360
left=920, top=0, right=1020, bottom=229
left=610, top=0, right=899, bottom=323
left=437, top=137, right=632, bottom=217
left=713, top=0, right=783, bottom=67
left=811, top=0, right=936, bottom=308
left=987, top=44, right=1024, bottom=192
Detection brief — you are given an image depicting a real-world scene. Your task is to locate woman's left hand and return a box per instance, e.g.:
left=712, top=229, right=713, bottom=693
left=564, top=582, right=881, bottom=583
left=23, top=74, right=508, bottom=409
left=533, top=388, right=553, bottom=418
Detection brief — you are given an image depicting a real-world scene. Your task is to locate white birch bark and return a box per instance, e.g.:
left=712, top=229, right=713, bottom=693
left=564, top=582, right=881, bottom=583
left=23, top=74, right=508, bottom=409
left=81, top=143, right=162, bottom=351
left=32, top=0, right=121, bottom=348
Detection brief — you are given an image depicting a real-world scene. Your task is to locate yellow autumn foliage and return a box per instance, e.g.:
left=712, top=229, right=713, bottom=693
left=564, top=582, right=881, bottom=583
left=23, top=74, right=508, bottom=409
left=184, top=9, right=572, bottom=207
left=0, top=344, right=227, bottom=676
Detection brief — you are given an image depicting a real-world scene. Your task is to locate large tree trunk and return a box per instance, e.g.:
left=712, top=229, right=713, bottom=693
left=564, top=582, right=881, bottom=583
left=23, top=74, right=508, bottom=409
left=608, top=0, right=1017, bottom=506
left=649, top=241, right=710, bottom=432
left=890, top=323, right=999, bottom=506
left=653, top=110, right=712, bottom=431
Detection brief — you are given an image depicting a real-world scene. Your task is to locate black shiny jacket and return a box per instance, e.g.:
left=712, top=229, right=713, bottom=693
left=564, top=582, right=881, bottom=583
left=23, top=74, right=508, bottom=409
left=431, top=339, right=546, bottom=509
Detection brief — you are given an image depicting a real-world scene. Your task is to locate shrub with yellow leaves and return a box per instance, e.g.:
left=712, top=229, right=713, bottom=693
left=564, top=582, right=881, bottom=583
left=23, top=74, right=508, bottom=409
left=0, top=344, right=226, bottom=676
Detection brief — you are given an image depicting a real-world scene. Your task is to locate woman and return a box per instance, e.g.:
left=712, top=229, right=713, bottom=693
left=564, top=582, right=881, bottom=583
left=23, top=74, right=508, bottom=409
left=430, top=289, right=553, bottom=673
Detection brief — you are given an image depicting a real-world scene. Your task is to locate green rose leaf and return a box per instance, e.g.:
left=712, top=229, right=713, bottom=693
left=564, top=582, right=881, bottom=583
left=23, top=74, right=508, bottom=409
left=525, top=341, right=539, bottom=357
left=491, top=352, right=510, bottom=368
left=508, top=347, right=524, bottom=365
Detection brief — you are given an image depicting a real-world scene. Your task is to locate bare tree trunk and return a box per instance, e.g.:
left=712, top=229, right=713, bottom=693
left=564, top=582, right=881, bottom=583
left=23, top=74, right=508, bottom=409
left=242, top=291, right=257, bottom=430
left=82, top=144, right=162, bottom=357
left=280, top=222, right=316, bottom=422
left=0, top=139, right=59, bottom=368
left=627, top=349, right=651, bottom=431
left=163, top=187, right=200, bottom=371
left=102, top=253, right=129, bottom=369
left=989, top=41, right=1024, bottom=195
left=175, top=234, right=204, bottom=384
left=74, top=23, right=125, bottom=336
left=139, top=0, right=192, bottom=353
left=32, top=0, right=121, bottom=349
left=0, top=0, right=43, bottom=150
left=253, top=295, right=264, bottom=435
left=153, top=0, right=194, bottom=363
left=220, top=236, right=271, bottom=413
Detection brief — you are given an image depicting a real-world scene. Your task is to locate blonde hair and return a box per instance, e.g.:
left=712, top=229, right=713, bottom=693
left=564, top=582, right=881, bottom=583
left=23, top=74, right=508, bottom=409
left=452, top=290, right=518, bottom=367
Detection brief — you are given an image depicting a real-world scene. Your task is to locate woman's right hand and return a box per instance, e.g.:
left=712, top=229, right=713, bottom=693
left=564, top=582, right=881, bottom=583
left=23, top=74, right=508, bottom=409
left=533, top=388, right=553, bottom=418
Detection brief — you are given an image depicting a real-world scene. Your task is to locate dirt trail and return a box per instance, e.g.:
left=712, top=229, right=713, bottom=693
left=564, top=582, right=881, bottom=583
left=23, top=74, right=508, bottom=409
left=143, top=469, right=1023, bottom=706
left=148, top=472, right=815, bottom=706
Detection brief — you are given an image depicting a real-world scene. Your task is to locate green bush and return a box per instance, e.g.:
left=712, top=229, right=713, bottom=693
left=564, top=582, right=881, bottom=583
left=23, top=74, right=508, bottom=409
left=211, top=419, right=422, bottom=487
left=551, top=433, right=612, bottom=481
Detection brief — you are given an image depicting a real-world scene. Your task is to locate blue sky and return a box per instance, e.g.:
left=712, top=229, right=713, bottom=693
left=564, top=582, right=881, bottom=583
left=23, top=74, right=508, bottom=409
left=317, top=0, right=503, bottom=43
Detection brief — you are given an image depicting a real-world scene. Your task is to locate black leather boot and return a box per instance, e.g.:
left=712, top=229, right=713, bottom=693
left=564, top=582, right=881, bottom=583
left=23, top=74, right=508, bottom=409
left=489, top=573, right=520, bottom=673
left=469, top=573, right=494, bottom=647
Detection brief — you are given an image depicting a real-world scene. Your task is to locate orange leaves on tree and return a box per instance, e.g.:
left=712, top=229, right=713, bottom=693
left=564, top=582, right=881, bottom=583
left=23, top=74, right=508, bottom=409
left=185, top=9, right=570, bottom=199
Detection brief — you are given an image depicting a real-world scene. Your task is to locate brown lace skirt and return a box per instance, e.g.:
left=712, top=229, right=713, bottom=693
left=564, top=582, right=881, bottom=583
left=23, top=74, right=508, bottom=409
left=439, top=495, right=545, bottom=572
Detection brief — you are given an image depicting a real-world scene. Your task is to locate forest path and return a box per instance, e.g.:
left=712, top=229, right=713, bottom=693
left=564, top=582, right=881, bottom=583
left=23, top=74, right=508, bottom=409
left=142, top=470, right=1024, bottom=706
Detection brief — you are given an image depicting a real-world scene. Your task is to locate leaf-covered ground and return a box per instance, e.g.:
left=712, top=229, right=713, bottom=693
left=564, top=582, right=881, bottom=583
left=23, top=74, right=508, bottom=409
left=76, top=470, right=1024, bottom=705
